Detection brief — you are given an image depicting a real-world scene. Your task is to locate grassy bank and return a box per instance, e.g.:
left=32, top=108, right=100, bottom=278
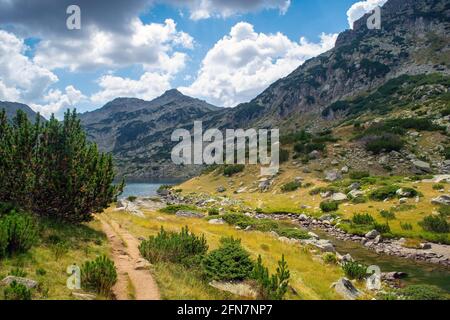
left=0, top=219, right=111, bottom=300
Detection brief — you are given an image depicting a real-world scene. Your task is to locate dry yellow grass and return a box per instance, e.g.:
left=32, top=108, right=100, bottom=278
left=104, top=208, right=344, bottom=300
left=178, top=165, right=449, bottom=242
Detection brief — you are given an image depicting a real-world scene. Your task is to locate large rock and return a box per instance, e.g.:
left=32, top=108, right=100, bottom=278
left=431, top=195, right=450, bottom=206
left=332, top=278, right=362, bottom=300
left=216, top=186, right=226, bottom=193
left=365, top=230, right=380, bottom=239
left=0, top=276, right=38, bottom=289
left=396, top=188, right=414, bottom=198
left=348, top=189, right=364, bottom=198
left=332, top=192, right=348, bottom=202
left=325, top=170, right=342, bottom=182
left=412, top=160, right=431, bottom=173
left=208, top=218, right=225, bottom=225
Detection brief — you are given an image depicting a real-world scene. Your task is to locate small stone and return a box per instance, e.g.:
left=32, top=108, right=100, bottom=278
left=365, top=230, right=380, bottom=239
left=325, top=170, right=342, bottom=182
left=208, top=218, right=225, bottom=225
left=135, top=258, right=152, bottom=270
left=0, top=276, right=38, bottom=289
left=307, top=231, right=319, bottom=239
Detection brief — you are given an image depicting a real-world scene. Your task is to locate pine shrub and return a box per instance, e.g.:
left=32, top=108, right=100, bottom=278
left=281, top=181, right=302, bottom=192
left=352, top=213, right=375, bottom=225
left=202, top=237, right=254, bottom=281
left=419, top=215, right=449, bottom=233
left=320, top=201, right=339, bottom=212
left=223, top=164, right=245, bottom=177
left=139, top=226, right=208, bottom=265
left=251, top=255, right=290, bottom=300
left=81, top=255, right=117, bottom=296
left=369, top=185, right=399, bottom=201
left=342, top=261, right=367, bottom=280
left=3, top=281, right=32, bottom=300
left=0, top=211, right=38, bottom=257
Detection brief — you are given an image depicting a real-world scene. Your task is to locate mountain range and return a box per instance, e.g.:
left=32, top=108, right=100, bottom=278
left=1, top=0, right=449, bottom=180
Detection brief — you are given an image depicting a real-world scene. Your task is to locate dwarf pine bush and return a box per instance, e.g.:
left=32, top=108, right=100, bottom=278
left=342, top=261, right=367, bottom=280
left=420, top=215, right=449, bottom=233
left=81, top=255, right=117, bottom=296
left=3, top=281, right=32, bottom=300
left=0, top=210, right=38, bottom=257
left=251, top=255, right=290, bottom=300
left=139, top=226, right=208, bottom=265
left=202, top=237, right=254, bottom=281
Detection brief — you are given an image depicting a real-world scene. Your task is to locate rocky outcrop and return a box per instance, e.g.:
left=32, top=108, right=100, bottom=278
left=332, top=278, right=362, bottom=300
left=0, top=276, right=38, bottom=289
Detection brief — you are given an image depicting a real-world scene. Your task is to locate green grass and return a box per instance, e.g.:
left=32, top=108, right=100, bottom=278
left=0, top=219, right=110, bottom=300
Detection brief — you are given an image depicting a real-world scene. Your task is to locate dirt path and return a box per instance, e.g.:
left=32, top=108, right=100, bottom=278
left=99, top=215, right=160, bottom=300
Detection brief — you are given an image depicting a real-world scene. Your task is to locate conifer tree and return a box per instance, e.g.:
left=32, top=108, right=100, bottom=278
left=0, top=109, right=123, bottom=223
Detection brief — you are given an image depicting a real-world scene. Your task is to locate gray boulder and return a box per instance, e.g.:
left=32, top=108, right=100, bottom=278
left=348, top=189, right=364, bottom=198
left=431, top=195, right=450, bottom=206
left=332, top=192, right=348, bottom=202
left=332, top=278, right=362, bottom=300
left=1, top=276, right=38, bottom=289
left=413, top=160, right=431, bottom=173
left=216, top=186, right=226, bottom=193
left=325, top=170, right=342, bottom=182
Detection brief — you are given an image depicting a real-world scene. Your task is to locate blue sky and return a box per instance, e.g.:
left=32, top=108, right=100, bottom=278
left=0, top=0, right=386, bottom=117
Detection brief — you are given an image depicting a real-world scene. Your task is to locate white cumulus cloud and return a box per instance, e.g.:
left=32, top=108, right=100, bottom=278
left=180, top=22, right=337, bottom=107
left=34, top=18, right=193, bottom=73
left=30, top=85, right=87, bottom=118
left=346, top=0, right=387, bottom=29
left=90, top=72, right=172, bottom=105
left=0, top=30, right=57, bottom=102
